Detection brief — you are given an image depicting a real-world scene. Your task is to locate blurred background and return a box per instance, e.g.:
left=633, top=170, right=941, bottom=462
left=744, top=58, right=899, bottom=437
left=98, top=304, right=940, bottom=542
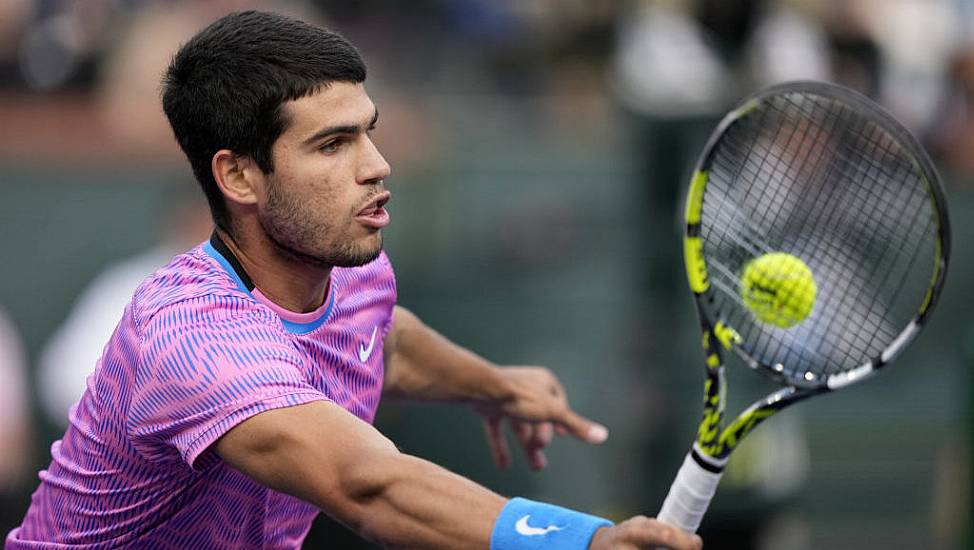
left=0, top=0, right=971, bottom=548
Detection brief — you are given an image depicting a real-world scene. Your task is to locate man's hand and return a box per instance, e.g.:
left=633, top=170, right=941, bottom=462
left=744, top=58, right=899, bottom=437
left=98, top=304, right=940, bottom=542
left=590, top=517, right=703, bottom=550
left=381, top=308, right=607, bottom=470
left=472, top=366, right=608, bottom=470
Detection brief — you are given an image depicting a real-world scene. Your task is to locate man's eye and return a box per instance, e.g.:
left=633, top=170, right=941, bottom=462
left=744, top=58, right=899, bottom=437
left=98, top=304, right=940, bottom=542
left=320, top=138, right=346, bottom=152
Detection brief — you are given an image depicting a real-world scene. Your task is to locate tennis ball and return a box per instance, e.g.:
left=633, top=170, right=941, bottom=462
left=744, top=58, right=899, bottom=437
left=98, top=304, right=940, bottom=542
left=740, top=253, right=816, bottom=328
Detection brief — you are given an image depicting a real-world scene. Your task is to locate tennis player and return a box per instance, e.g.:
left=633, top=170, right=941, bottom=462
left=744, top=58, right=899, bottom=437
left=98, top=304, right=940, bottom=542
left=7, top=11, right=701, bottom=550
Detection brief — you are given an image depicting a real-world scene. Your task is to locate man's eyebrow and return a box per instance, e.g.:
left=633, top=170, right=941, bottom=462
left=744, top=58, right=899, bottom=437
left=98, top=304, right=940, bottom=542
left=302, top=108, right=379, bottom=146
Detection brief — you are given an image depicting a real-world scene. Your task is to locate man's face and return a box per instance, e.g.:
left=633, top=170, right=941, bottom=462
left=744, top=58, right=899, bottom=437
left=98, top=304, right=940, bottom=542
left=258, top=82, right=392, bottom=268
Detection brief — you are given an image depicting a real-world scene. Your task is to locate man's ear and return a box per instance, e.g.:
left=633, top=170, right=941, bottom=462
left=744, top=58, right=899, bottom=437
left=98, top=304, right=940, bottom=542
left=211, top=149, right=263, bottom=206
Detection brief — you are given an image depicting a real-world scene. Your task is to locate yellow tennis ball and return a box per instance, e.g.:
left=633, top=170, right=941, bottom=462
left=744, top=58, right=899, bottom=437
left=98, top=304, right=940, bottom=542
left=740, top=252, right=816, bottom=328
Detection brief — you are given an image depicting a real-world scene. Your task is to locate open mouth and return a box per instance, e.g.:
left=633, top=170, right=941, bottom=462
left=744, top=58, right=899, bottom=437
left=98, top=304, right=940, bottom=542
left=356, top=191, right=391, bottom=228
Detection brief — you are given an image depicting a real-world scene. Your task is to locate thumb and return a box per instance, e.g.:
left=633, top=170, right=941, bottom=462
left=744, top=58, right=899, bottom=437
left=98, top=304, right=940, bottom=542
left=556, top=409, right=608, bottom=444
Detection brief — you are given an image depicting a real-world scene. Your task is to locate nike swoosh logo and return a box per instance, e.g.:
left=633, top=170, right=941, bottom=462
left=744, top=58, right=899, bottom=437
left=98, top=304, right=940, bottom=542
left=358, top=326, right=378, bottom=362
left=515, top=515, right=564, bottom=536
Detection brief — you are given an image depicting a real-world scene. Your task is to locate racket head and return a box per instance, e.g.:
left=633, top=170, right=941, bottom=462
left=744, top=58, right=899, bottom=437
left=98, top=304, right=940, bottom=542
left=683, top=81, right=950, bottom=390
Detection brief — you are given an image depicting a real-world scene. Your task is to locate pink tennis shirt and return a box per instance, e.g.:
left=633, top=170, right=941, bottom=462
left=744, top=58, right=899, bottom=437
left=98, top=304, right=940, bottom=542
left=7, top=236, right=396, bottom=549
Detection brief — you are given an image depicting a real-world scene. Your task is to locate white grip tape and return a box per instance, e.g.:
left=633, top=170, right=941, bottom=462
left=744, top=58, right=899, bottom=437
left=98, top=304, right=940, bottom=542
left=656, top=451, right=724, bottom=533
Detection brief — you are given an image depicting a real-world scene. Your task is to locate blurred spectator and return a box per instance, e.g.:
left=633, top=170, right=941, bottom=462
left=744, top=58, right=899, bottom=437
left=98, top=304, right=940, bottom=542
left=612, top=0, right=731, bottom=118
left=97, top=0, right=322, bottom=158
left=37, top=191, right=211, bottom=426
left=743, top=0, right=829, bottom=88
left=0, top=0, right=116, bottom=162
left=929, top=43, right=974, bottom=182
left=860, top=0, right=959, bottom=132
left=0, top=0, right=322, bottom=164
left=612, top=0, right=831, bottom=118
left=10, top=0, right=117, bottom=92
left=2, top=0, right=322, bottom=93
left=0, top=0, right=34, bottom=87
left=0, top=308, right=30, bottom=492
left=0, top=307, right=30, bottom=534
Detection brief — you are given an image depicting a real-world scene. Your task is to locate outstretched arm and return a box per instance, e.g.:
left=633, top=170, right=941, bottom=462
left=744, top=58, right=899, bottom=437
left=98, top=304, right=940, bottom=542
left=214, top=400, right=702, bottom=550
left=382, top=305, right=509, bottom=404
left=382, top=305, right=607, bottom=469
left=216, top=400, right=502, bottom=548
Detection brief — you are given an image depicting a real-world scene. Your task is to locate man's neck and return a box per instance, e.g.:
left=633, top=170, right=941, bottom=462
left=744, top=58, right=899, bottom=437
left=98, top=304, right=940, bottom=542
left=216, top=227, right=332, bottom=314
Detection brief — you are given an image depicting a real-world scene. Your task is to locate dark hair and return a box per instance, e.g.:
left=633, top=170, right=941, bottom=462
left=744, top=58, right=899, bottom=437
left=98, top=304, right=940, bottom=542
left=161, top=10, right=366, bottom=231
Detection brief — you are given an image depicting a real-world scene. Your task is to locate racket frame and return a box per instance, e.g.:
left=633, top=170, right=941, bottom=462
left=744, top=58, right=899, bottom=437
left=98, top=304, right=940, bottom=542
left=658, top=81, right=951, bottom=533
left=684, top=81, right=950, bottom=461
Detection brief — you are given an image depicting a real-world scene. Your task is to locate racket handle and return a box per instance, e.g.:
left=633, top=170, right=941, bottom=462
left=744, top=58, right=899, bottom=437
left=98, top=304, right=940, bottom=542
left=656, top=448, right=725, bottom=533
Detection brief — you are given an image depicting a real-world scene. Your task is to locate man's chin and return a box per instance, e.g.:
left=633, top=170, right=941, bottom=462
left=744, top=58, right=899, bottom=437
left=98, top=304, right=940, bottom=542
left=330, top=245, right=382, bottom=268
left=266, top=231, right=382, bottom=269
left=319, top=234, right=383, bottom=268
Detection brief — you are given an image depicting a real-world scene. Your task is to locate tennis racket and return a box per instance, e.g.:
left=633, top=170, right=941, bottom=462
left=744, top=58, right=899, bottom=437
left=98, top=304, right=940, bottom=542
left=656, top=80, right=951, bottom=533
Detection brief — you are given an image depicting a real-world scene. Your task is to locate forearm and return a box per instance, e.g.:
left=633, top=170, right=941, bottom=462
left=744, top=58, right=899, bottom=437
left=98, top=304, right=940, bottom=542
left=383, top=306, right=510, bottom=403
left=216, top=402, right=684, bottom=549
left=344, top=452, right=506, bottom=548
left=217, top=401, right=506, bottom=549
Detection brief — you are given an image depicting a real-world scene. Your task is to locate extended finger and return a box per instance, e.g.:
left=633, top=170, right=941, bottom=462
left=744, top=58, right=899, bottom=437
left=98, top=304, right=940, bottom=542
left=528, top=423, right=553, bottom=470
left=553, top=408, right=608, bottom=445
left=535, top=422, right=553, bottom=448
left=518, top=420, right=554, bottom=450
left=512, top=420, right=548, bottom=470
left=483, top=417, right=511, bottom=470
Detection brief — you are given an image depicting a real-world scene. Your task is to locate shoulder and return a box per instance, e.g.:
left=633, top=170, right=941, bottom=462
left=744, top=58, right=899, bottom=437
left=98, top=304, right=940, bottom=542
left=131, top=245, right=266, bottom=332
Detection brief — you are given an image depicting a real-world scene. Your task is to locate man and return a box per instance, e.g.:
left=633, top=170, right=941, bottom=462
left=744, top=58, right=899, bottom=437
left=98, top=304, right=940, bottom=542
left=7, top=11, right=702, bottom=550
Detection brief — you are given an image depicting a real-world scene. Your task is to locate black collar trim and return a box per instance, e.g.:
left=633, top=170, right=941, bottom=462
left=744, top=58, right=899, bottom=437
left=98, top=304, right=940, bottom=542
left=209, top=231, right=256, bottom=291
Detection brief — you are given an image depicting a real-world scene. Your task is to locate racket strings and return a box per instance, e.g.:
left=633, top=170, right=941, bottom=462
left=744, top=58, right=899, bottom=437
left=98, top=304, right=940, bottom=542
left=707, top=245, right=891, bottom=380
left=707, top=269, right=838, bottom=371
left=796, top=100, right=936, bottom=350
left=699, top=91, right=939, bottom=381
left=704, top=236, right=891, bottom=380
left=709, top=100, right=874, bottom=377
left=710, top=111, right=856, bottom=376
left=791, top=98, right=936, bottom=347
left=709, top=111, right=884, bottom=258
left=781, top=103, right=903, bottom=370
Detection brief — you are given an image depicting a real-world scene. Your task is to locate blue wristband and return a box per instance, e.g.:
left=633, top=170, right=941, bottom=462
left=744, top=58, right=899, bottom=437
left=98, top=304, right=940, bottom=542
left=490, top=497, right=613, bottom=549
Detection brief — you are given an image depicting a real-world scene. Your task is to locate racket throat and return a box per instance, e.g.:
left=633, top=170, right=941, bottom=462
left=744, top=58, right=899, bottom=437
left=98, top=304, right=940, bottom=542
left=696, top=367, right=727, bottom=455
left=690, top=442, right=727, bottom=473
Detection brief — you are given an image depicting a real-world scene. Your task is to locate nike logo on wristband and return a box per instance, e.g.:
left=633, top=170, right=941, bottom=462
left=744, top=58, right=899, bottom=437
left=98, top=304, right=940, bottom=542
left=515, top=515, right=564, bottom=536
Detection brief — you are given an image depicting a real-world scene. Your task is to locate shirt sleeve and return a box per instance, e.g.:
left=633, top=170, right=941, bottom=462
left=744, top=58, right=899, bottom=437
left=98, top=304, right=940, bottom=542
left=127, top=296, right=328, bottom=469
